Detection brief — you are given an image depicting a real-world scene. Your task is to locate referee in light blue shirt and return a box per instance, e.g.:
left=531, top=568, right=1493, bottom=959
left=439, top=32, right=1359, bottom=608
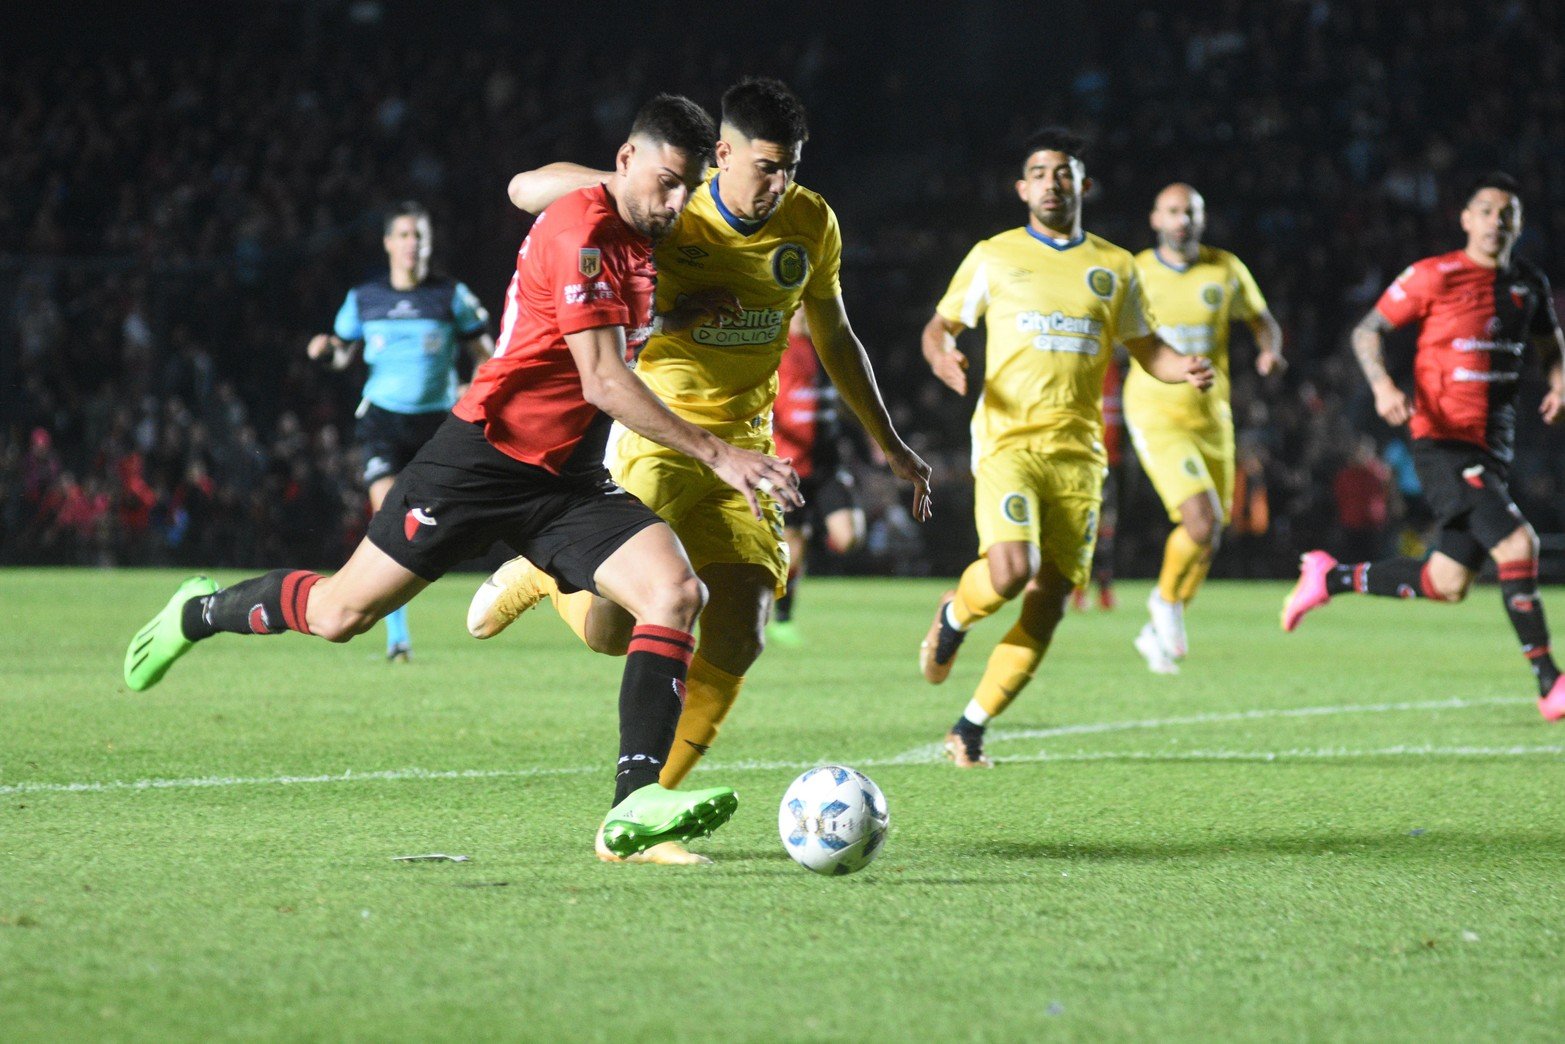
left=308, top=201, right=494, bottom=662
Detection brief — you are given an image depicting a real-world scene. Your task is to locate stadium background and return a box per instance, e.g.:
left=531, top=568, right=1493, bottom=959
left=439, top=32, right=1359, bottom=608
left=5, top=0, right=1565, bottom=579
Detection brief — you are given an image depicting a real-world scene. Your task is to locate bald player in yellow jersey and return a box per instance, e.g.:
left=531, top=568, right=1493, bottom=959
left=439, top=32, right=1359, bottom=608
left=469, top=77, right=932, bottom=860
left=1126, top=183, right=1284, bottom=675
left=920, top=128, right=1213, bottom=769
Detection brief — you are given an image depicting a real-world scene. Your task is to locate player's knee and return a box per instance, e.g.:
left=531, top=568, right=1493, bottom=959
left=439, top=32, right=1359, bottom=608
left=1183, top=513, right=1218, bottom=547
left=642, top=574, right=706, bottom=631
left=1493, top=526, right=1539, bottom=564
left=311, top=606, right=377, bottom=643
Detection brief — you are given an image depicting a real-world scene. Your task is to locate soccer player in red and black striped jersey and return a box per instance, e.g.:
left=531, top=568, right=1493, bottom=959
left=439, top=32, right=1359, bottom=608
left=1282, top=173, right=1565, bottom=721
left=122, top=95, right=804, bottom=854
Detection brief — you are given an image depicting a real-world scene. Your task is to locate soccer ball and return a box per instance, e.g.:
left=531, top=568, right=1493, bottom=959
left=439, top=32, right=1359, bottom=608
left=778, top=766, right=890, bottom=876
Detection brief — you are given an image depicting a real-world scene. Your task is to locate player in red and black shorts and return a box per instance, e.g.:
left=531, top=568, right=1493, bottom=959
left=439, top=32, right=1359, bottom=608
left=1281, top=172, right=1565, bottom=721
left=123, top=96, right=803, bottom=854
left=769, top=311, right=865, bottom=641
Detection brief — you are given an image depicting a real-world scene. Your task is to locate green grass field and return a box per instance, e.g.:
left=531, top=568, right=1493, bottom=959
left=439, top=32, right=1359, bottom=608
left=3, top=569, right=1564, bottom=1040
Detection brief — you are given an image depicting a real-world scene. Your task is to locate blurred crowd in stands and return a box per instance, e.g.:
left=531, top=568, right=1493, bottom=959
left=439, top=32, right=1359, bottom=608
left=4, top=0, right=1565, bottom=576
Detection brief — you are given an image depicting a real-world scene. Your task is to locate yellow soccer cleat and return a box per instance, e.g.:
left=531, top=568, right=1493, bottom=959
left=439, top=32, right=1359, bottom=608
left=467, top=555, right=548, bottom=639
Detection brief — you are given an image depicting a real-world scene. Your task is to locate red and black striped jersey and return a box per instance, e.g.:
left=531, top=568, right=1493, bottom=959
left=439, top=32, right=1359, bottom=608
left=1375, top=249, right=1559, bottom=462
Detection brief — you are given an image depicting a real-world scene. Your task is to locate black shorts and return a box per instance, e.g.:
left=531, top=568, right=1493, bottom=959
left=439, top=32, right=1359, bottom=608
left=357, top=403, right=448, bottom=485
left=366, top=416, right=663, bottom=594
left=783, top=469, right=860, bottom=532
left=1412, top=439, right=1526, bottom=570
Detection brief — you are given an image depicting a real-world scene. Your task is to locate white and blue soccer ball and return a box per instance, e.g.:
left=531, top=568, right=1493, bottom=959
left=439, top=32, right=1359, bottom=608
left=778, top=765, right=890, bottom=876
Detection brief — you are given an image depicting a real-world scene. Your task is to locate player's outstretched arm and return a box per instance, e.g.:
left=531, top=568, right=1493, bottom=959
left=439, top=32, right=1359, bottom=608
left=807, top=295, right=932, bottom=520
left=508, top=164, right=612, bottom=215
left=1250, top=309, right=1286, bottom=376
left=565, top=325, right=802, bottom=519
left=1350, top=307, right=1411, bottom=425
left=1125, top=334, right=1214, bottom=391
left=1537, top=327, right=1565, bottom=425
left=920, top=313, right=969, bottom=396
left=306, top=333, right=359, bottom=371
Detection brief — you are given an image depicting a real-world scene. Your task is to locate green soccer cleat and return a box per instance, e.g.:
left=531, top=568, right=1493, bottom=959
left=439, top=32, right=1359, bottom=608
left=123, top=576, right=218, bottom=692
left=598, top=784, right=739, bottom=858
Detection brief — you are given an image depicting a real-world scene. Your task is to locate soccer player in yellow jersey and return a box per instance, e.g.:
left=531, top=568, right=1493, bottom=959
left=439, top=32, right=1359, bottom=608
left=469, top=78, right=932, bottom=857
left=919, top=128, right=1213, bottom=768
left=1126, top=183, right=1284, bottom=674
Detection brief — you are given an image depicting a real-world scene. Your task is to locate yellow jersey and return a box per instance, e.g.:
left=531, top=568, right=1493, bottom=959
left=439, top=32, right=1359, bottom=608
left=936, top=227, right=1152, bottom=464
left=637, top=173, right=842, bottom=444
left=1125, top=245, right=1267, bottom=425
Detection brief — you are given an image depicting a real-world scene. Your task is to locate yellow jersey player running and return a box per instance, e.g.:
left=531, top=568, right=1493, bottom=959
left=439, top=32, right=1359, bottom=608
left=469, top=77, right=932, bottom=858
left=1126, top=183, right=1284, bottom=674
left=919, top=128, right=1213, bottom=768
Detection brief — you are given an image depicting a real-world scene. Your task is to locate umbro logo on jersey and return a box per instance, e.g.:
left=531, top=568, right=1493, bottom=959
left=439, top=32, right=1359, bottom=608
left=678, top=245, right=709, bottom=260
left=404, top=507, right=438, bottom=541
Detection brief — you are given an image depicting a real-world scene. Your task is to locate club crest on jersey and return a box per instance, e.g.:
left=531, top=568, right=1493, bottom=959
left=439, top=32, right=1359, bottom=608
left=578, top=248, right=602, bottom=278
left=1201, top=283, right=1224, bottom=309
left=404, top=506, right=438, bottom=541
left=1001, top=492, right=1031, bottom=525
left=772, top=243, right=809, bottom=289
left=1510, top=283, right=1530, bottom=309
left=1086, top=267, right=1115, bottom=299
left=1462, top=465, right=1485, bottom=489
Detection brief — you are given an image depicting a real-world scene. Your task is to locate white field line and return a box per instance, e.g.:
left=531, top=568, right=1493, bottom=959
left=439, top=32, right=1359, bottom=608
left=2, top=697, right=1555, bottom=797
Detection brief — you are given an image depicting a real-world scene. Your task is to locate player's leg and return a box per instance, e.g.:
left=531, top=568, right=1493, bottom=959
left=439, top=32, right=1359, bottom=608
left=1147, top=487, right=1220, bottom=659
left=366, top=473, right=412, bottom=662
left=1486, top=523, right=1564, bottom=714
left=124, top=535, right=427, bottom=691
left=769, top=522, right=806, bottom=646
left=660, top=561, right=775, bottom=788
left=1091, top=463, right=1121, bottom=610
left=468, top=553, right=633, bottom=653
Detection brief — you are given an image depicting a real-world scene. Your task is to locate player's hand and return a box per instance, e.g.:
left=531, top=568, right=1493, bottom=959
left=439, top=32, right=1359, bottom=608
left=1185, top=355, right=1216, bottom=391
left=1372, top=382, right=1412, bottom=426
left=661, top=288, right=744, bottom=332
left=1256, top=349, right=1287, bottom=377
left=883, top=442, right=933, bottom=521
left=1541, top=388, right=1565, bottom=425
left=306, top=333, right=333, bottom=361
left=928, top=346, right=968, bottom=395
left=711, top=445, right=803, bottom=519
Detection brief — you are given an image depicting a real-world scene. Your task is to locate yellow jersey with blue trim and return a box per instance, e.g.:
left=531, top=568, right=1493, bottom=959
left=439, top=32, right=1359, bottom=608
left=1125, top=245, right=1267, bottom=425
left=637, top=174, right=843, bottom=443
left=936, top=227, right=1152, bottom=464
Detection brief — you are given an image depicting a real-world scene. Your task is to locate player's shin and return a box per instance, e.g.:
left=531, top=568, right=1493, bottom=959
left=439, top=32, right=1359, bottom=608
left=182, top=569, right=322, bottom=639
left=953, top=557, right=1008, bottom=628
left=973, top=622, right=1049, bottom=720
left=614, top=625, right=696, bottom=803
left=659, top=654, right=744, bottom=787
left=1158, top=526, right=1205, bottom=604
left=1498, top=560, right=1561, bottom=694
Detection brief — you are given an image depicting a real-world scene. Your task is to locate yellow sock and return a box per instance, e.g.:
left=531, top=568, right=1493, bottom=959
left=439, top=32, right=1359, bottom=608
left=1157, top=526, right=1205, bottom=603
left=952, top=557, right=1007, bottom=628
left=660, top=654, right=745, bottom=787
left=543, top=578, right=600, bottom=648
left=973, top=626, right=1048, bottom=719
left=1175, top=551, right=1214, bottom=605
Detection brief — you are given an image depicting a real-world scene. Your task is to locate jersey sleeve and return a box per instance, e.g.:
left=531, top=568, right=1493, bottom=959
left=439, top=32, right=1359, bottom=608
left=450, top=282, right=490, bottom=339
left=549, top=222, right=633, bottom=336
left=1530, top=270, right=1561, bottom=340
left=1113, top=269, right=1154, bottom=343
left=935, top=243, right=989, bottom=329
left=332, top=290, right=362, bottom=341
left=1375, top=262, right=1434, bottom=329
left=1227, top=253, right=1269, bottom=322
left=804, top=201, right=844, bottom=300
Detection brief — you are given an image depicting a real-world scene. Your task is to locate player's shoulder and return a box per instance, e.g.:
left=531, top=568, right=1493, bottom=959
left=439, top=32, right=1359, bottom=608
left=779, top=181, right=834, bottom=224
left=1507, top=254, right=1551, bottom=288
left=1407, top=250, right=1467, bottom=285
left=536, top=185, right=630, bottom=246
left=1082, top=231, right=1138, bottom=272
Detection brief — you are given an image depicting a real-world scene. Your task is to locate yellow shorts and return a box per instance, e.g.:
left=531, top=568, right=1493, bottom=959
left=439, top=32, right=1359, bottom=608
left=974, top=448, right=1103, bottom=587
left=611, top=430, right=791, bottom=595
left=1125, top=410, right=1234, bottom=524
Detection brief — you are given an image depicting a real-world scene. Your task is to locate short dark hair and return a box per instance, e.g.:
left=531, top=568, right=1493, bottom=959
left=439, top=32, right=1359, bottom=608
left=630, top=94, right=717, bottom=166
left=383, top=201, right=429, bottom=235
left=1020, top=127, right=1087, bottom=171
left=721, top=77, right=809, bottom=146
left=1466, top=170, right=1521, bottom=205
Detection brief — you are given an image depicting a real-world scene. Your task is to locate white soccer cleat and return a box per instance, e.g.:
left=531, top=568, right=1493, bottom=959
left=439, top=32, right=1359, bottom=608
left=1134, top=623, right=1180, bottom=676
left=467, top=555, right=548, bottom=639
left=1146, top=590, right=1187, bottom=661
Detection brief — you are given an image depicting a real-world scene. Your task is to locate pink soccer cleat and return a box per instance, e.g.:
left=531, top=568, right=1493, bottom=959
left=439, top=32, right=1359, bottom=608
left=1540, top=675, right=1565, bottom=722
left=1281, top=551, right=1338, bottom=632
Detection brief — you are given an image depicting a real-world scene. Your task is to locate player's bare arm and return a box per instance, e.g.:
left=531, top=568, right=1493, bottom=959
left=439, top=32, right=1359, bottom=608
left=1125, top=333, right=1214, bottom=390
left=306, top=333, right=359, bottom=371
left=1250, top=309, right=1286, bottom=376
left=509, top=163, right=612, bottom=215
left=463, top=331, right=495, bottom=365
left=1350, top=307, right=1411, bottom=425
left=1537, top=327, right=1565, bottom=425
left=805, top=294, right=934, bottom=521
left=565, top=324, right=801, bottom=518
left=921, top=313, right=969, bottom=396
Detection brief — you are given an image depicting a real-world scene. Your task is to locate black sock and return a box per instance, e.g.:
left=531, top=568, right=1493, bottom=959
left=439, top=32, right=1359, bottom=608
left=1498, top=561, right=1559, bottom=694
left=933, top=604, right=968, bottom=665
left=181, top=569, right=321, bottom=640
left=613, top=625, right=696, bottom=804
left=1327, top=558, right=1428, bottom=598
left=775, top=578, right=795, bottom=623
left=952, top=714, right=985, bottom=738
